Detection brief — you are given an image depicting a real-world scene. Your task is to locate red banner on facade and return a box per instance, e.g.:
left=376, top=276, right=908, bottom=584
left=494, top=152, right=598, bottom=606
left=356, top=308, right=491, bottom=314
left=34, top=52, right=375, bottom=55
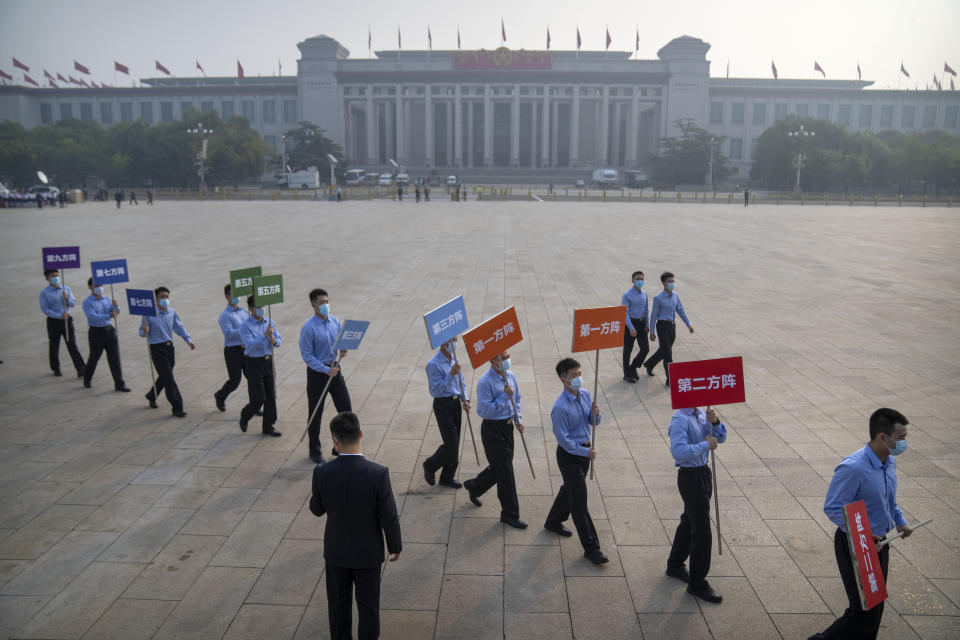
left=462, top=306, right=522, bottom=368
left=571, top=306, right=627, bottom=352
left=453, top=48, right=551, bottom=70
left=668, top=356, right=745, bottom=409
left=842, top=500, right=888, bottom=611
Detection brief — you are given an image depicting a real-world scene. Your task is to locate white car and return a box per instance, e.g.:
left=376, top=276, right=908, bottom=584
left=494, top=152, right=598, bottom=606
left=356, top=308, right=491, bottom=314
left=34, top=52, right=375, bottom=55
left=395, top=173, right=410, bottom=186
left=29, top=185, right=60, bottom=198
left=446, top=175, right=457, bottom=186
left=378, top=173, right=393, bottom=186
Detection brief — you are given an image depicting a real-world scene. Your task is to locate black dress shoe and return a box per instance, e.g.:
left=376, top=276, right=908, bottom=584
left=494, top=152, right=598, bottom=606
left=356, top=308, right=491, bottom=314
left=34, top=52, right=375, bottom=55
left=687, top=582, right=722, bottom=603
left=665, top=565, right=691, bottom=583
left=310, top=453, right=325, bottom=464
left=423, top=461, right=436, bottom=486
left=501, top=517, right=528, bottom=529
left=645, top=366, right=655, bottom=377
left=262, top=427, right=282, bottom=437
left=145, top=393, right=158, bottom=409
left=622, top=375, right=637, bottom=383
left=438, top=479, right=462, bottom=489
left=544, top=522, right=573, bottom=537
left=53, top=370, right=63, bottom=377
left=115, top=386, right=131, bottom=392
left=464, top=481, right=482, bottom=507
left=77, top=367, right=85, bottom=378
left=83, top=380, right=91, bottom=388
left=214, top=393, right=226, bottom=412
left=239, top=416, right=248, bottom=433
left=172, top=410, right=187, bottom=418
left=585, top=549, right=609, bottom=565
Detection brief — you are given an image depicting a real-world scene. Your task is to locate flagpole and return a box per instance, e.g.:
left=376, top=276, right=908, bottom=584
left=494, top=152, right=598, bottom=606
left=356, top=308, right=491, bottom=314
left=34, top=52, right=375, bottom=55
left=589, top=349, right=599, bottom=479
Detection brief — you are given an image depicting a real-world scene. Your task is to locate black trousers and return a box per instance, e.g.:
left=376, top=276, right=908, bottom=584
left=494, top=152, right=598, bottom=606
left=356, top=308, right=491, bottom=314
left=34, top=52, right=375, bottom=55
left=215, top=345, right=245, bottom=403
left=146, top=342, right=183, bottom=412
left=307, top=367, right=352, bottom=457
left=470, top=419, right=519, bottom=520
left=644, top=320, right=677, bottom=379
left=46, top=316, right=85, bottom=374
left=85, top=325, right=124, bottom=387
left=817, top=527, right=890, bottom=640
left=325, top=563, right=381, bottom=640
left=667, top=466, right=712, bottom=590
left=546, top=445, right=599, bottom=552
left=425, top=396, right=462, bottom=482
left=240, top=356, right=277, bottom=432
left=622, top=317, right=649, bottom=376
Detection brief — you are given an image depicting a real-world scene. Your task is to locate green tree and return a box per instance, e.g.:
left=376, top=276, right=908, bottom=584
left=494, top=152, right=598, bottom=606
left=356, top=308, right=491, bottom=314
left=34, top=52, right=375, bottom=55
left=284, top=122, right=347, bottom=181
left=651, top=119, right=731, bottom=188
left=0, top=121, right=38, bottom=187
left=206, top=115, right=269, bottom=187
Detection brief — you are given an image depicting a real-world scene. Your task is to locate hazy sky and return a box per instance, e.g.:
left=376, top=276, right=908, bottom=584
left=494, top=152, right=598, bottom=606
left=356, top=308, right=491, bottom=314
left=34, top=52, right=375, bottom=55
left=2, top=0, right=958, bottom=90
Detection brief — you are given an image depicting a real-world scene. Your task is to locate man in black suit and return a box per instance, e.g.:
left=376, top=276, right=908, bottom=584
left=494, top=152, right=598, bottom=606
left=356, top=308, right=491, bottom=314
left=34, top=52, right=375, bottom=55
left=310, top=411, right=402, bottom=640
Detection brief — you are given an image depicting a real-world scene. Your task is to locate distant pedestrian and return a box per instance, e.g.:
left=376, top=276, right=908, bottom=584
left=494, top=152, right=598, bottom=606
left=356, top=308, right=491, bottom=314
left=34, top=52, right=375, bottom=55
left=147, top=189, right=154, bottom=205
left=129, top=190, right=138, bottom=205
left=424, top=185, right=430, bottom=201
left=35, top=192, right=43, bottom=209
left=82, top=188, right=88, bottom=202
left=58, top=191, right=66, bottom=208
left=397, top=185, right=403, bottom=201
left=415, top=185, right=421, bottom=202
left=454, top=183, right=460, bottom=201
left=114, top=190, right=122, bottom=209
left=744, top=188, right=749, bottom=207
left=461, top=185, right=467, bottom=201
left=336, top=185, right=342, bottom=202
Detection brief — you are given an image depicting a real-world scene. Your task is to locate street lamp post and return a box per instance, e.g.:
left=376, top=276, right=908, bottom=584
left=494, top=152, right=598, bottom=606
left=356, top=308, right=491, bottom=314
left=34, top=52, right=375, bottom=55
left=280, top=135, right=287, bottom=174
left=706, top=136, right=720, bottom=192
left=187, top=124, right=213, bottom=192
left=787, top=125, right=814, bottom=192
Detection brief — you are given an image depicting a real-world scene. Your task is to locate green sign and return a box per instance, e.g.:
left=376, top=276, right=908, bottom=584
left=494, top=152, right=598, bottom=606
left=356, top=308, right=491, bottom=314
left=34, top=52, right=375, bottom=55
left=229, top=266, right=262, bottom=297
left=253, top=274, right=284, bottom=306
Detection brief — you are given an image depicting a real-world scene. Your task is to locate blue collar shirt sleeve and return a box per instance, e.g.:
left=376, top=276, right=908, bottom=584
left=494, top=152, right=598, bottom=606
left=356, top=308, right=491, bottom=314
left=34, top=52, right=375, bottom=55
left=823, top=447, right=906, bottom=536
left=426, top=350, right=469, bottom=401
left=477, top=369, right=520, bottom=421
left=242, top=318, right=281, bottom=357
left=300, top=315, right=339, bottom=374
left=552, top=389, right=599, bottom=457
left=219, top=306, right=247, bottom=347
left=40, top=285, right=74, bottom=319
left=170, top=310, right=191, bottom=344
left=668, top=408, right=726, bottom=467
left=83, top=295, right=116, bottom=327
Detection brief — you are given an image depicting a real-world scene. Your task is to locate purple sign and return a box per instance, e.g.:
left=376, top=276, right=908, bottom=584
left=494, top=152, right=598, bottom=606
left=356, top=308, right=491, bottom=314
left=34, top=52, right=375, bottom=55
left=42, top=246, right=81, bottom=270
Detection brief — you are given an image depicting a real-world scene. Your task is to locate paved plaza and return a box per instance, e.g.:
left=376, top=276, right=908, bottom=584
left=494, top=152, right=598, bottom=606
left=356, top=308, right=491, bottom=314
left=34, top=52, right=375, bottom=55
left=0, top=198, right=958, bottom=640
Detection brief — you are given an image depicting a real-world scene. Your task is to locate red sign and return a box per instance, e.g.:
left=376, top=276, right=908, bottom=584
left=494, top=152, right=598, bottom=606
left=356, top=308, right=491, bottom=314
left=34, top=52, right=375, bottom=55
left=842, top=500, right=888, bottom=610
left=453, top=48, right=552, bottom=70
left=571, top=306, right=627, bottom=352
left=462, top=306, right=523, bottom=368
left=668, top=356, right=745, bottom=409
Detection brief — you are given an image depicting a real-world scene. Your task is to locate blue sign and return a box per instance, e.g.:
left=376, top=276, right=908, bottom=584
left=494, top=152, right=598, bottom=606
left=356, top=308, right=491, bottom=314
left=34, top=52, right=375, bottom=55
left=126, top=288, right=157, bottom=317
left=91, top=259, right=130, bottom=285
left=423, top=296, right=469, bottom=348
left=334, top=319, right=370, bottom=351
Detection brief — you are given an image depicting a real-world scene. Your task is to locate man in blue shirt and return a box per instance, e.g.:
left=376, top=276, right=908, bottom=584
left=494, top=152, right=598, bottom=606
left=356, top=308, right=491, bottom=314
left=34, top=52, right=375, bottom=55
left=810, top=408, right=912, bottom=640
left=463, top=350, right=527, bottom=529
left=214, top=284, right=249, bottom=412
left=544, top=358, right=608, bottom=564
left=81, top=278, right=129, bottom=391
left=644, top=271, right=694, bottom=386
left=621, top=270, right=650, bottom=383
left=40, top=269, right=85, bottom=377
left=300, top=288, right=351, bottom=464
left=239, top=295, right=282, bottom=437
left=423, top=338, right=471, bottom=489
left=139, top=286, right=195, bottom=417
left=666, top=405, right=726, bottom=603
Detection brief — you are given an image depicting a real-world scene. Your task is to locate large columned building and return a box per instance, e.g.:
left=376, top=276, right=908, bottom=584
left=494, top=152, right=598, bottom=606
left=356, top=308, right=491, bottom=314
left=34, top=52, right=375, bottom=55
left=2, top=34, right=958, bottom=180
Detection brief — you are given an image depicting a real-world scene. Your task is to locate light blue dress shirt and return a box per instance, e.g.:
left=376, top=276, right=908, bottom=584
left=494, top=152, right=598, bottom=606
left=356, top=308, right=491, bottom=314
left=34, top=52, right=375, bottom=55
left=650, top=290, right=691, bottom=336
left=82, top=294, right=119, bottom=328
left=552, top=389, right=600, bottom=457
left=39, top=284, right=74, bottom=319
left=426, top=349, right=470, bottom=401
left=241, top=316, right=281, bottom=357
left=139, top=308, right=191, bottom=345
left=219, top=305, right=249, bottom=347
left=823, top=445, right=907, bottom=537
left=299, top=313, right=341, bottom=374
left=621, top=287, right=649, bottom=326
left=477, top=367, right=521, bottom=421
left=668, top=407, right=727, bottom=467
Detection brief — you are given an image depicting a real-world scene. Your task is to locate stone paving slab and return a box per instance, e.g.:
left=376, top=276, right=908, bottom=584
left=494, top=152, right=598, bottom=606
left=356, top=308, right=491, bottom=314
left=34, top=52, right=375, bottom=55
left=1, top=201, right=959, bottom=639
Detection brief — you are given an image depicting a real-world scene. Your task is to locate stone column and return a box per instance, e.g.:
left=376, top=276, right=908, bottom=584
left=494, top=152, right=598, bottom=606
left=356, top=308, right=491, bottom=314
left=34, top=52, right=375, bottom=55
left=395, top=86, right=404, bottom=164
left=366, top=86, right=375, bottom=164
left=454, top=85, right=463, bottom=168
left=611, top=101, right=622, bottom=166
left=627, top=89, right=639, bottom=167
left=600, top=87, right=610, bottom=166
left=529, top=102, right=537, bottom=168
left=551, top=101, right=559, bottom=166
left=425, top=88, right=434, bottom=167
left=467, top=101, right=474, bottom=168
left=483, top=84, right=492, bottom=167
left=570, top=88, right=580, bottom=167
left=541, top=85, right=550, bottom=167
left=511, top=85, right=520, bottom=167
left=446, top=100, right=454, bottom=166
left=385, top=101, right=394, bottom=161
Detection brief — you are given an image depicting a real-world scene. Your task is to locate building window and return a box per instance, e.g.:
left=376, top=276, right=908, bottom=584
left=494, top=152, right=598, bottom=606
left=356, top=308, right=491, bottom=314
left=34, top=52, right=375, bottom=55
left=901, top=105, right=915, bottom=128
left=201, top=101, right=214, bottom=112
left=262, top=100, right=276, bottom=122
left=731, top=102, right=744, bottom=125
left=859, top=105, right=873, bottom=128
left=880, top=105, right=894, bottom=127
left=40, top=103, right=53, bottom=124
left=922, top=105, right=937, bottom=128
left=729, top=137, right=743, bottom=160
left=838, top=104, right=851, bottom=126
left=242, top=100, right=255, bottom=121
left=221, top=101, right=234, bottom=119
left=752, top=102, right=766, bottom=125
left=79, top=103, right=93, bottom=122
left=710, top=102, right=723, bottom=125
left=796, top=103, right=809, bottom=117
left=283, top=99, right=297, bottom=123
left=120, top=102, right=133, bottom=122
left=946, top=104, right=959, bottom=127
left=140, top=102, right=153, bottom=124
left=774, top=103, right=787, bottom=121
left=180, top=101, right=193, bottom=117
left=59, top=103, right=73, bottom=120
left=160, top=102, right=173, bottom=123
left=816, top=103, right=830, bottom=120
left=100, top=102, right=113, bottom=124
left=750, top=138, right=759, bottom=159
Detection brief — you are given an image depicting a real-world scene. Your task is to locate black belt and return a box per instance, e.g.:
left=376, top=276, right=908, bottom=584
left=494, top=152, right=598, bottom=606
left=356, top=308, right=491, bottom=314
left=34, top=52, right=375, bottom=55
left=151, top=341, right=173, bottom=347
left=248, top=354, right=271, bottom=360
left=482, top=418, right=512, bottom=424
left=434, top=395, right=458, bottom=400
left=678, top=465, right=709, bottom=471
left=225, top=344, right=244, bottom=349
left=90, top=325, right=114, bottom=330
left=656, top=320, right=676, bottom=325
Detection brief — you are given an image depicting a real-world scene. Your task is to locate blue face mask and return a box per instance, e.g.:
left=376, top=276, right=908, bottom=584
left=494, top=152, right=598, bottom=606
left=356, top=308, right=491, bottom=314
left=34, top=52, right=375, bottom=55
left=569, top=376, right=583, bottom=391
left=49, top=276, right=60, bottom=286
left=886, top=437, right=907, bottom=456
left=500, top=358, right=511, bottom=371
left=159, top=298, right=170, bottom=308
left=666, top=282, right=676, bottom=291
left=93, top=286, right=103, bottom=296
left=634, top=280, right=644, bottom=289
left=317, top=303, right=330, bottom=316
left=231, top=297, right=240, bottom=306
left=446, top=340, right=457, bottom=352
left=255, top=307, right=265, bottom=318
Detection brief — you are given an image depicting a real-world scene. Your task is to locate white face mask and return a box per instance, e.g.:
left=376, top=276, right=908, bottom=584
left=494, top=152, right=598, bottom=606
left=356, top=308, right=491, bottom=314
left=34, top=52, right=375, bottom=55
left=569, top=376, right=583, bottom=391
left=446, top=340, right=457, bottom=352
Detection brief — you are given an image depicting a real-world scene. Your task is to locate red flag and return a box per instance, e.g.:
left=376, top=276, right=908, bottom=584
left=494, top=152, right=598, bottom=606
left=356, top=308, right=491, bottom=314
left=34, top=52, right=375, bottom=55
left=501, top=18, right=506, bottom=43
left=114, top=61, right=129, bottom=75
left=546, top=27, right=551, bottom=50
left=44, top=69, right=54, bottom=81
left=155, top=60, right=171, bottom=75
left=0, top=69, right=12, bottom=81
left=428, top=26, right=432, bottom=50
left=78, top=78, right=89, bottom=87
left=945, top=62, right=957, bottom=77
left=24, top=74, right=38, bottom=86
left=605, top=28, right=612, bottom=50
left=57, top=72, right=67, bottom=82
left=576, top=27, right=582, bottom=50
left=196, top=60, right=205, bottom=76
left=68, top=75, right=79, bottom=85
left=900, top=63, right=910, bottom=78
left=457, top=27, right=461, bottom=50
left=771, top=61, right=778, bottom=79
left=237, top=60, right=244, bottom=78
left=48, top=79, right=58, bottom=88
left=857, top=62, right=861, bottom=80
left=814, top=61, right=825, bottom=77
left=74, top=60, right=90, bottom=75
left=13, top=57, right=29, bottom=72
left=933, top=75, right=941, bottom=91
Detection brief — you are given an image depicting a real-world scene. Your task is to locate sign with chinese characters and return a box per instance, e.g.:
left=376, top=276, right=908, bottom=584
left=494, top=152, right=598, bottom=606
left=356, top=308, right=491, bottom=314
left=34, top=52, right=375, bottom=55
left=229, top=266, right=262, bottom=298
left=668, top=356, right=745, bottom=409
left=90, top=259, right=129, bottom=285
left=462, top=306, right=523, bottom=368
left=842, top=500, right=888, bottom=610
left=423, top=296, right=469, bottom=349
left=42, top=246, right=81, bottom=270
left=253, top=274, right=283, bottom=306
left=453, top=48, right=551, bottom=70
left=571, top=306, right=627, bottom=352
left=125, top=288, right=157, bottom=317
left=334, top=319, right=370, bottom=351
